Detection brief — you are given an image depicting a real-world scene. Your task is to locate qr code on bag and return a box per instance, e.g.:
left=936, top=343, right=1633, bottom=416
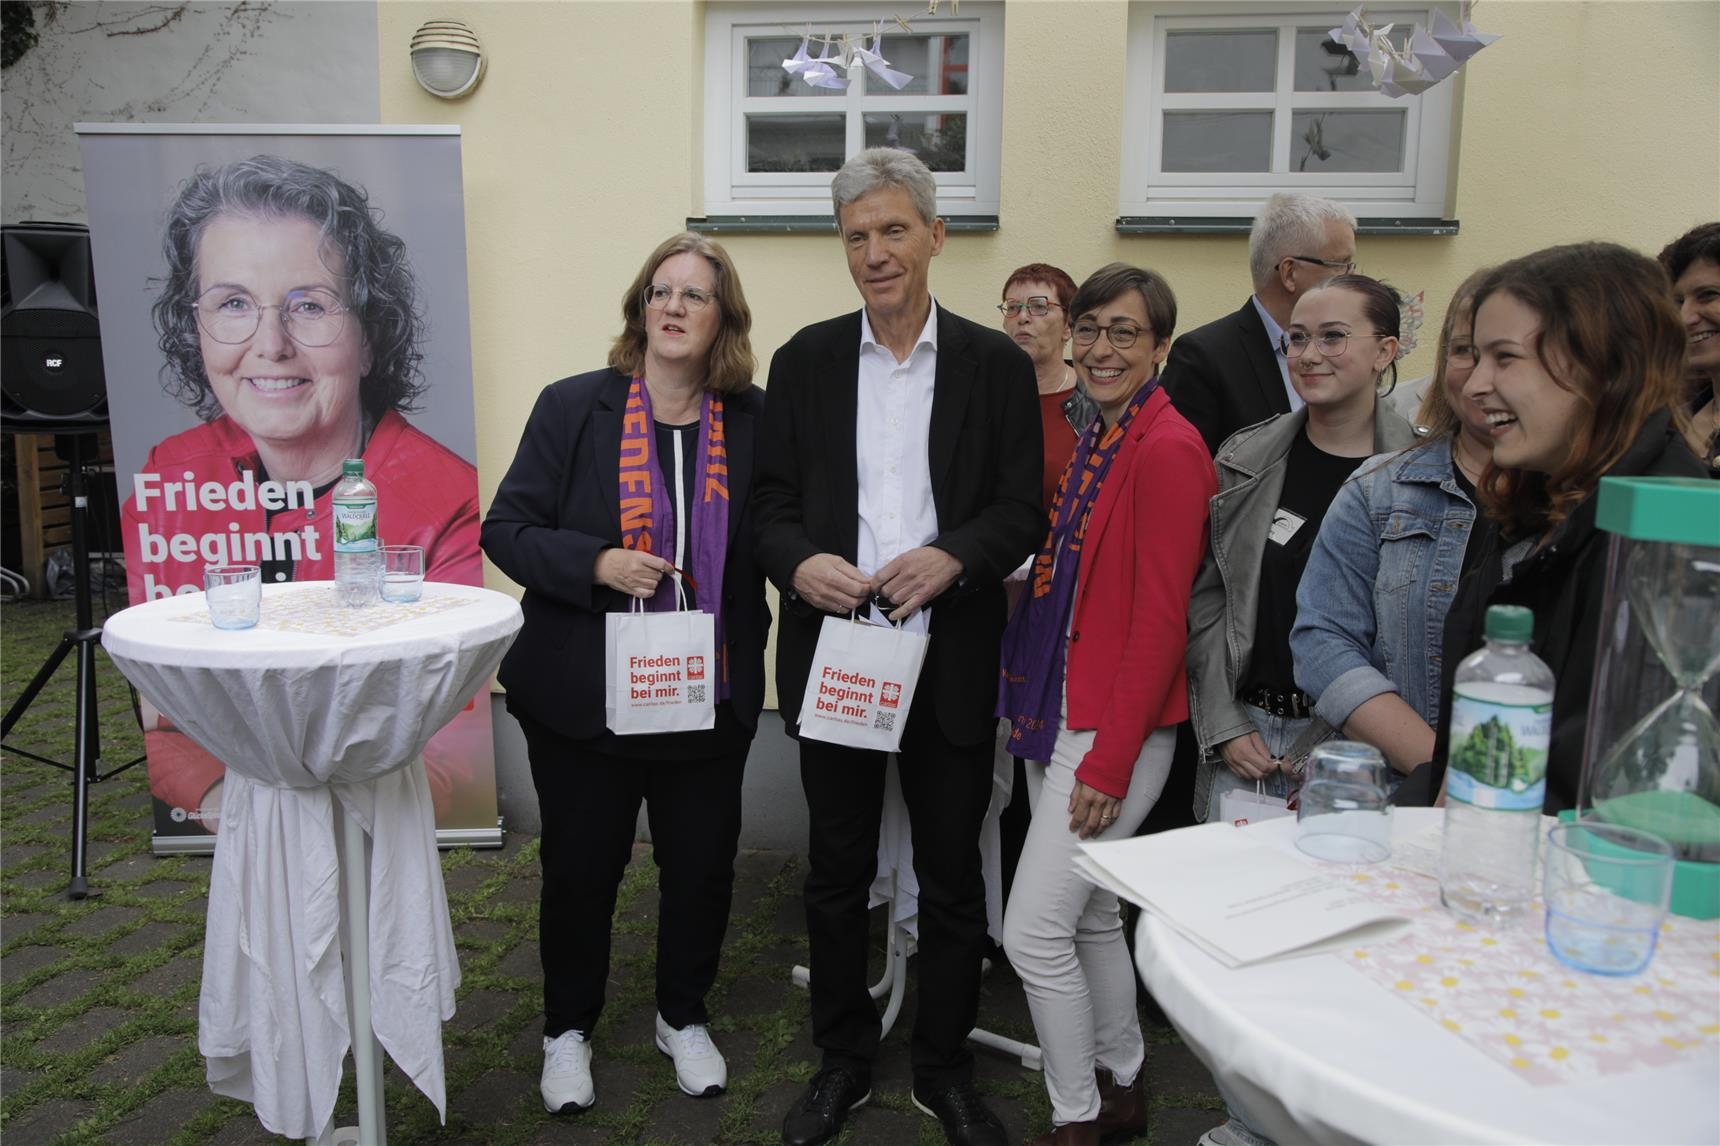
left=873, top=710, right=895, bottom=732
left=687, top=685, right=706, bottom=704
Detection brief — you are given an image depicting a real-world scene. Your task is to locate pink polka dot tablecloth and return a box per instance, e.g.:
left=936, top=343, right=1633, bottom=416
left=1341, top=863, right=1720, bottom=1085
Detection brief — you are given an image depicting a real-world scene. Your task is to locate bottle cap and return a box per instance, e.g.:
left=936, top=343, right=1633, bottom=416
left=1484, top=604, right=1533, bottom=642
left=342, top=458, right=364, bottom=476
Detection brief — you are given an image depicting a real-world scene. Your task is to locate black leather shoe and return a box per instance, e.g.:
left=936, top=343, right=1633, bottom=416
left=911, top=1081, right=1008, bottom=1146
left=781, top=1066, right=870, bottom=1146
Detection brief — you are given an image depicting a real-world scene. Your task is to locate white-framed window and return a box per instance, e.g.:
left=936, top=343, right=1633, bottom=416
left=1120, top=4, right=1458, bottom=219
left=701, top=3, right=1003, bottom=220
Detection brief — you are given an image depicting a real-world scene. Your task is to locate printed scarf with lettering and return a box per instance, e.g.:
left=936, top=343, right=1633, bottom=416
left=997, top=377, right=1159, bottom=759
left=618, top=376, right=733, bottom=699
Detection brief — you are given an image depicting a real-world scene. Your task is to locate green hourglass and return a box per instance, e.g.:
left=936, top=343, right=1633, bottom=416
left=1579, top=477, right=1720, bottom=918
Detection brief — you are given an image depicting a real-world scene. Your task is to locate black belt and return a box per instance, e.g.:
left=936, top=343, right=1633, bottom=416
left=1240, top=686, right=1316, bottom=720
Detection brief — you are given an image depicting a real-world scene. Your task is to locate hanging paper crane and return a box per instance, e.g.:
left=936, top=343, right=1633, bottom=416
left=1329, top=3, right=1499, bottom=98
left=782, top=33, right=849, bottom=89
left=782, top=22, right=915, bottom=91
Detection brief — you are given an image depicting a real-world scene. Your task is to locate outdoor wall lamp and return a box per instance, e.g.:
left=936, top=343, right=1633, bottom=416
left=409, top=19, right=486, bottom=99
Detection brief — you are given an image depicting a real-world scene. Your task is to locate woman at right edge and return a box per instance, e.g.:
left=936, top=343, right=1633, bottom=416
left=1406, top=242, right=1706, bottom=811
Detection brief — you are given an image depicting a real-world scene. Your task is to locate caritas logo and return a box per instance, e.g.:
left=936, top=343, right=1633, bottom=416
left=687, top=656, right=706, bottom=681
left=880, top=681, right=902, bottom=709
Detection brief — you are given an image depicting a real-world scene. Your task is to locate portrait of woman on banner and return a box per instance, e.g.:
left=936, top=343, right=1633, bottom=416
left=119, top=154, right=485, bottom=832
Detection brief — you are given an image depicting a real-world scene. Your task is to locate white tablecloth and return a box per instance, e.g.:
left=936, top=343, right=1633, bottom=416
left=1133, top=808, right=1720, bottom=1146
left=102, top=582, right=521, bottom=1140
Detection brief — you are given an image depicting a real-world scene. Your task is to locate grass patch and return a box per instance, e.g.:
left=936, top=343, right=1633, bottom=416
left=3, top=597, right=1214, bottom=1144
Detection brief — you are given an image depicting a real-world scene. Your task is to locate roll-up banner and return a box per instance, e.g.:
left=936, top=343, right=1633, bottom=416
left=76, top=125, right=500, bottom=853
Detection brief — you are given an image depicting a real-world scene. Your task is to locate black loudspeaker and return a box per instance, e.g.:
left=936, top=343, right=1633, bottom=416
left=1, top=222, right=108, bottom=427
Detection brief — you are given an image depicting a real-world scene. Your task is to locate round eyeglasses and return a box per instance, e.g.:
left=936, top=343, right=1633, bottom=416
left=1280, top=329, right=1387, bottom=358
left=644, top=284, right=714, bottom=311
left=1072, top=320, right=1146, bottom=349
left=998, top=297, right=1062, bottom=318
left=192, top=287, right=350, bottom=348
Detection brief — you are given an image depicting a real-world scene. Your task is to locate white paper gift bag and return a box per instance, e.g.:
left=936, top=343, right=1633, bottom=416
left=604, top=580, right=716, bottom=735
left=797, top=614, right=928, bottom=753
left=1219, top=779, right=1294, bottom=827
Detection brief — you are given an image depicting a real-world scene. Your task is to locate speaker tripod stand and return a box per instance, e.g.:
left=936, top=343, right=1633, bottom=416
left=1, top=431, right=144, bottom=899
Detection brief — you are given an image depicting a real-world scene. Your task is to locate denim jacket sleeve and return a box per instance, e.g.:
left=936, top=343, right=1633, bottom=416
left=1291, top=465, right=1399, bottom=729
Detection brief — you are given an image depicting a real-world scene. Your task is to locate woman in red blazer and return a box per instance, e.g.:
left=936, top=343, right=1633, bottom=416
left=998, top=264, right=1217, bottom=1146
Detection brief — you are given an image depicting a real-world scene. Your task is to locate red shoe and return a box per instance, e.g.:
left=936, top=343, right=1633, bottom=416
left=1030, top=1121, right=1101, bottom=1146
left=1095, top=1066, right=1147, bottom=1141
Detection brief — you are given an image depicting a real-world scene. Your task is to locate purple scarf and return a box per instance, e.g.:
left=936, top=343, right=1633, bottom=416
left=618, top=376, right=732, bottom=699
left=997, top=378, right=1159, bottom=759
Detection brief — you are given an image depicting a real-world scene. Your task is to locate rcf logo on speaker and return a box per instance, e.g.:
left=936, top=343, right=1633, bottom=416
left=43, top=354, right=64, bottom=370
left=880, top=682, right=901, bottom=709
left=687, top=655, right=705, bottom=681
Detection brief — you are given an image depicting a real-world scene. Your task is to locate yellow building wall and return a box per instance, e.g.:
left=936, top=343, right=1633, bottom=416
left=379, top=0, right=1719, bottom=600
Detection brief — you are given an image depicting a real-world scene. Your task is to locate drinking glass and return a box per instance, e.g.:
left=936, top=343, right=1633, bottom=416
left=379, top=544, right=425, bottom=603
left=1295, top=740, right=1392, bottom=863
left=1544, top=820, right=1675, bottom=976
left=204, top=564, right=262, bottom=630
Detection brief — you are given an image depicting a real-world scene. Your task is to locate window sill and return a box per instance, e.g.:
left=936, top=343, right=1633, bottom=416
left=1115, top=216, right=1460, bottom=237
left=688, top=215, right=1001, bottom=234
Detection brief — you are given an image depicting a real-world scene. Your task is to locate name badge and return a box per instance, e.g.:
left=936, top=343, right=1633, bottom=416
left=1268, top=508, right=1307, bottom=546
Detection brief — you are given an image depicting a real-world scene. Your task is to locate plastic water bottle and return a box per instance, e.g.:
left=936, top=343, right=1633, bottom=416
left=1439, top=604, right=1555, bottom=923
left=332, top=458, right=379, bottom=608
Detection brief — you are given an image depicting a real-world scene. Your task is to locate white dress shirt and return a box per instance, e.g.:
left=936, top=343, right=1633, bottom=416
left=1250, top=294, right=1303, bottom=413
left=856, top=301, right=940, bottom=634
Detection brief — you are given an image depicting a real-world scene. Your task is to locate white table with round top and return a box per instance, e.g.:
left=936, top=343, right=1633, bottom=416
left=102, top=580, right=521, bottom=1145
left=1130, top=807, right=1719, bottom=1145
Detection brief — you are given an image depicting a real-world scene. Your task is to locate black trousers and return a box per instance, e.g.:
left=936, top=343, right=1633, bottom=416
left=798, top=699, right=994, bottom=1089
left=520, top=714, right=748, bottom=1038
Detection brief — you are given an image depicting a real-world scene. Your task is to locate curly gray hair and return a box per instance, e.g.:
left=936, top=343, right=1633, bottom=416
left=151, top=154, right=425, bottom=422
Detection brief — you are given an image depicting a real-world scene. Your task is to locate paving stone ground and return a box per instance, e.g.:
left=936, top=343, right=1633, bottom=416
left=2, top=598, right=1222, bottom=1144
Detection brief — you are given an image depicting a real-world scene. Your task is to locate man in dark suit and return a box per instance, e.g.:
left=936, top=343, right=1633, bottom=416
left=1163, top=193, right=1359, bottom=454
left=754, top=149, right=1043, bottom=1146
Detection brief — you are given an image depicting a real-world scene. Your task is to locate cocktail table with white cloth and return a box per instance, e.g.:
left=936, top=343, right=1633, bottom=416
left=101, top=581, right=521, bottom=1144
left=1109, top=808, right=1719, bottom=1145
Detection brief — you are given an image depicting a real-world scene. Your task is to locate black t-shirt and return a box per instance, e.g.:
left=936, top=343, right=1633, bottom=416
left=1450, top=463, right=1494, bottom=584
left=653, top=419, right=700, bottom=610
left=1244, top=430, right=1367, bottom=694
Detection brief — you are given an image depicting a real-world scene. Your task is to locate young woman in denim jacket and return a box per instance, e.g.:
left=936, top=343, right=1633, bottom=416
left=1290, top=271, right=1498, bottom=777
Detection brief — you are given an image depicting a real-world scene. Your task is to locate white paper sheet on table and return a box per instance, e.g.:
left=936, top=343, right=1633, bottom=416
left=1076, top=823, right=1412, bottom=967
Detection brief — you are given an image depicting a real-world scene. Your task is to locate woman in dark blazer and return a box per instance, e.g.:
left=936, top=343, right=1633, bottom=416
left=481, top=232, right=768, bottom=1116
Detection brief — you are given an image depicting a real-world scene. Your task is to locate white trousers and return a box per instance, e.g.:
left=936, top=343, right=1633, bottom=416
left=1002, top=713, right=1176, bottom=1125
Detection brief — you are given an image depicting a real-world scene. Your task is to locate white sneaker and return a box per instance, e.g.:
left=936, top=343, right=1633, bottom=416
left=540, top=1030, right=594, bottom=1113
left=654, top=1012, right=728, bottom=1097
left=1199, top=1121, right=1276, bottom=1146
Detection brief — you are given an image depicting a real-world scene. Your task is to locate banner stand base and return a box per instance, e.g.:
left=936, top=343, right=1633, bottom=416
left=151, top=817, right=506, bottom=857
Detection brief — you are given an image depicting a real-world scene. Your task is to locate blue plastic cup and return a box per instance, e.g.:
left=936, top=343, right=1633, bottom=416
left=1543, top=820, right=1675, bottom=976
